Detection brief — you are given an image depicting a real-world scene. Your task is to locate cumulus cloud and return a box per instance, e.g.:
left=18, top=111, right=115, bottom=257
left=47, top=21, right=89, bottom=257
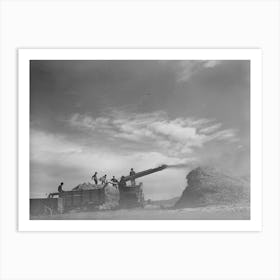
left=68, top=110, right=238, bottom=158
left=31, top=129, right=189, bottom=171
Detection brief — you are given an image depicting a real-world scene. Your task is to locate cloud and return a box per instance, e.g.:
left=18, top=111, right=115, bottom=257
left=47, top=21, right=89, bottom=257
left=198, top=123, right=222, bottom=134
left=203, top=60, right=222, bottom=68
left=30, top=122, right=244, bottom=199
left=68, top=110, right=238, bottom=158
left=30, top=129, right=190, bottom=198
left=31, top=111, right=239, bottom=199
left=176, top=60, right=222, bottom=82
left=31, top=128, right=189, bottom=171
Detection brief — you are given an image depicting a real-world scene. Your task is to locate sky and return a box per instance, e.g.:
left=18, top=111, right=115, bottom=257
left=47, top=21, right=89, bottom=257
left=30, top=60, right=250, bottom=199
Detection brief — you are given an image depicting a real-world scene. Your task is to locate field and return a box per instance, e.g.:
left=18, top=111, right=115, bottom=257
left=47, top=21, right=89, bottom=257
left=31, top=204, right=250, bottom=220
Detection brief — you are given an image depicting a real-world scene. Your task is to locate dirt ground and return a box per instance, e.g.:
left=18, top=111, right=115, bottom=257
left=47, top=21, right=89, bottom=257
left=31, top=205, right=250, bottom=220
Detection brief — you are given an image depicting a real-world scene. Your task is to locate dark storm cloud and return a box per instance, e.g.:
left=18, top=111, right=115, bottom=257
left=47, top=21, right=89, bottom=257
left=30, top=60, right=177, bottom=133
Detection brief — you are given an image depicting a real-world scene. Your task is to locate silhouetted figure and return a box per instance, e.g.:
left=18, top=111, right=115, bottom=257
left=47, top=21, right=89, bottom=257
left=130, top=168, right=136, bottom=176
left=111, top=176, right=119, bottom=187
left=100, top=175, right=107, bottom=184
left=58, top=182, right=64, bottom=193
left=92, top=172, right=98, bottom=184
left=119, top=176, right=126, bottom=190
left=130, top=168, right=136, bottom=186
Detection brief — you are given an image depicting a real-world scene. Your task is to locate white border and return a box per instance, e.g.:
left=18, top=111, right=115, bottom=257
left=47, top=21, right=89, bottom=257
left=18, top=49, right=262, bottom=231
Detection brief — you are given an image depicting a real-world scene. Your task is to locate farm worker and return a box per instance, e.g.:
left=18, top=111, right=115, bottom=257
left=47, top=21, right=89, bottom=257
left=119, top=176, right=127, bottom=190
left=92, top=172, right=98, bottom=184
left=100, top=175, right=107, bottom=184
left=58, top=182, right=64, bottom=193
left=130, top=168, right=136, bottom=186
left=111, top=176, right=118, bottom=187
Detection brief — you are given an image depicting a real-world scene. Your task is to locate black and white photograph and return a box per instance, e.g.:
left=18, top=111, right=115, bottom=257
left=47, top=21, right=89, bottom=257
left=2, top=1, right=279, bottom=279
left=29, top=57, right=251, bottom=220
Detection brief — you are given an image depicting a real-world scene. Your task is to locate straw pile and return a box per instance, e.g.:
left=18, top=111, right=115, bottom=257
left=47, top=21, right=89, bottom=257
left=175, top=166, right=250, bottom=208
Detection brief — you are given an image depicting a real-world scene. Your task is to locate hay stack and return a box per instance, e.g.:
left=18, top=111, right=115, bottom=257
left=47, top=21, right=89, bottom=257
left=175, top=166, right=250, bottom=208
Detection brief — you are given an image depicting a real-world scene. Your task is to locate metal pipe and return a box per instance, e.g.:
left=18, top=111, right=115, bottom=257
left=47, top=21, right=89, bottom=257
left=122, top=164, right=167, bottom=182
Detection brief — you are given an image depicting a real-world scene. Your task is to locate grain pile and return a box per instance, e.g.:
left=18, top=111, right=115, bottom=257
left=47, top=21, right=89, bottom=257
left=72, top=182, right=120, bottom=210
left=72, top=182, right=100, bottom=190
left=98, top=184, right=120, bottom=210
